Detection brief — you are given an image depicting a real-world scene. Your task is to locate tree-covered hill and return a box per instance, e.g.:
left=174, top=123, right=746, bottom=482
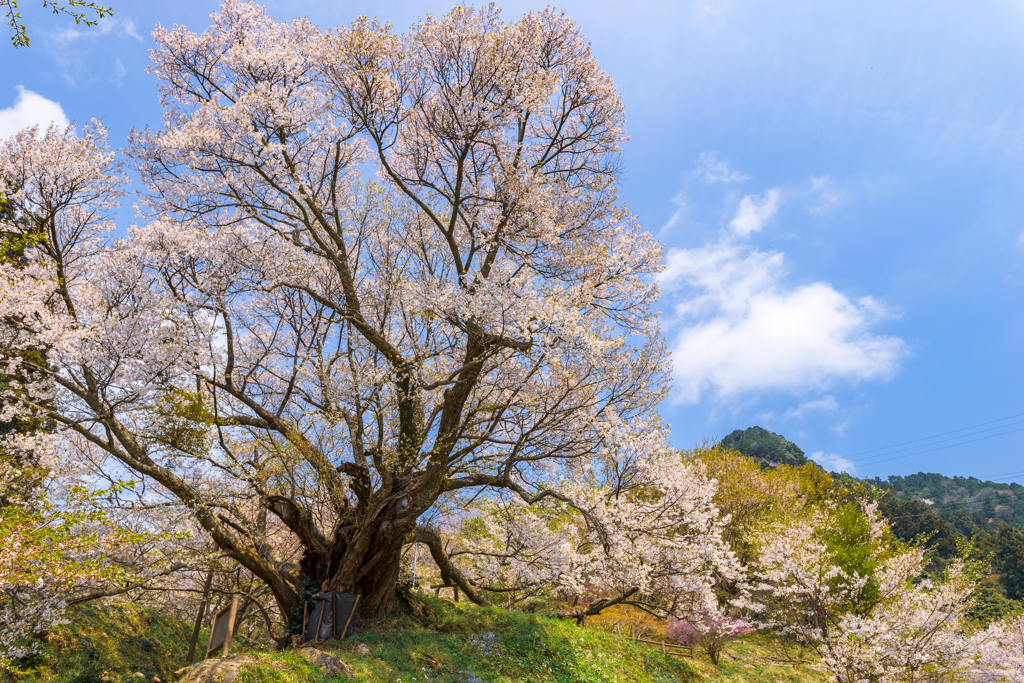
left=722, top=427, right=1024, bottom=536
left=874, top=472, right=1024, bottom=536
left=720, top=426, right=809, bottom=466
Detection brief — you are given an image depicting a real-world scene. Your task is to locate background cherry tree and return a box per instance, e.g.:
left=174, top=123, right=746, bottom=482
left=444, top=414, right=742, bottom=622
left=742, top=501, right=1012, bottom=683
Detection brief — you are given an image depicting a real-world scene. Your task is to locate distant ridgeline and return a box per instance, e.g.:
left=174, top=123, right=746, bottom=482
left=720, top=427, right=1024, bottom=537
left=720, top=426, right=809, bottom=467
left=871, top=472, right=1024, bottom=536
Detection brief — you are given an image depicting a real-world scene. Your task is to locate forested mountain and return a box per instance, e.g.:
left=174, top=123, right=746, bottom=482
left=876, top=472, right=1024, bottom=536
left=723, top=428, right=1024, bottom=610
left=720, top=426, right=809, bottom=466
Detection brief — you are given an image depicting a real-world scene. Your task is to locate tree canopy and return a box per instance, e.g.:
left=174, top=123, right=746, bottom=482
left=0, top=0, right=725, bottom=628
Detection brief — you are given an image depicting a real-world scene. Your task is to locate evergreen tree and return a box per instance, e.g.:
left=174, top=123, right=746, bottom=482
left=996, top=524, right=1024, bottom=600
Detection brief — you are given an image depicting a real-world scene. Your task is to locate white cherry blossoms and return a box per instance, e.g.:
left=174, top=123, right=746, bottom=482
left=451, top=411, right=743, bottom=622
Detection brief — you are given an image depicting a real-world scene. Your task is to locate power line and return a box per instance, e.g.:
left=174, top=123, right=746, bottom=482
left=849, top=426, right=1024, bottom=468
left=845, top=420, right=1024, bottom=465
left=841, top=411, right=1024, bottom=459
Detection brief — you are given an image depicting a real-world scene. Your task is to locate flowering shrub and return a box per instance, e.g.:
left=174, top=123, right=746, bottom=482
left=667, top=612, right=755, bottom=664
left=0, top=499, right=122, bottom=668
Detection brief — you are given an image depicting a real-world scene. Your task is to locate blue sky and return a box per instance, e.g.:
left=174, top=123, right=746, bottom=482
left=3, top=0, right=1023, bottom=483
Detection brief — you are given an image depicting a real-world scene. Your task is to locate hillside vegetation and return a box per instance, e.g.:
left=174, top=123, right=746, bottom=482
left=2, top=597, right=830, bottom=683
left=720, top=427, right=808, bottom=467
left=3, top=603, right=195, bottom=683
left=879, top=472, right=1024, bottom=535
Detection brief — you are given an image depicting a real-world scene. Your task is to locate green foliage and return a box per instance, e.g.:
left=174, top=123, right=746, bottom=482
left=720, top=426, right=808, bottom=467
left=996, top=524, right=1024, bottom=600
left=2, top=0, right=113, bottom=48
left=876, top=494, right=960, bottom=562
left=1, top=603, right=194, bottom=682
left=968, top=583, right=1022, bottom=626
left=881, top=472, right=1024, bottom=535
left=817, top=502, right=883, bottom=611
left=149, top=389, right=214, bottom=456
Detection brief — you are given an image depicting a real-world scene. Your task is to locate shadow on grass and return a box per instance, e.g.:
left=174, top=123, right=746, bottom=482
left=318, top=595, right=698, bottom=683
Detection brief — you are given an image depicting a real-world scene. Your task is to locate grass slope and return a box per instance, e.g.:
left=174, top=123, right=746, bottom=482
left=281, top=596, right=699, bottom=683
left=685, top=635, right=826, bottom=683
left=3, top=603, right=195, bottom=683
left=4, top=597, right=829, bottom=683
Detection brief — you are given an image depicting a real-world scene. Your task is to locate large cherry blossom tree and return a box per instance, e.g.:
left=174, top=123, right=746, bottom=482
left=0, top=1, right=676, bottom=624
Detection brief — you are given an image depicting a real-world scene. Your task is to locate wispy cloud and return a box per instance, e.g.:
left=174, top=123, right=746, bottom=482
left=831, top=418, right=851, bottom=436
left=50, top=17, right=141, bottom=44
left=659, top=193, right=688, bottom=236
left=695, top=152, right=749, bottom=183
left=0, top=87, right=69, bottom=139
left=730, top=189, right=780, bottom=237
left=807, top=176, right=842, bottom=213
left=810, top=451, right=856, bottom=474
left=44, top=16, right=141, bottom=84
left=784, top=396, right=839, bottom=420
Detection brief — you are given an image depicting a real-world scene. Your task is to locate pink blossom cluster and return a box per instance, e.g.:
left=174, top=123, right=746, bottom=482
left=667, top=615, right=755, bottom=649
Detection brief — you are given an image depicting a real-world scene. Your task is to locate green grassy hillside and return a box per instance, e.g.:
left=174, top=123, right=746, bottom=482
left=3, top=597, right=828, bottom=683
left=3, top=603, right=196, bottom=683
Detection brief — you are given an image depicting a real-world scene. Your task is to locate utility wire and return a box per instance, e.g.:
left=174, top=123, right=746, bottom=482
left=846, top=421, right=1024, bottom=465
left=846, top=426, right=1024, bottom=468
left=841, top=411, right=1024, bottom=459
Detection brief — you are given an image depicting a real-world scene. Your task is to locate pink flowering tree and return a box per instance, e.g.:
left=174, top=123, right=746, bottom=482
left=667, top=612, right=754, bottom=664
left=0, top=1, right=669, bottom=625
left=975, top=614, right=1024, bottom=683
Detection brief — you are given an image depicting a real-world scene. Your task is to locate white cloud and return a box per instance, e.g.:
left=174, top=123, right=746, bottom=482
left=119, top=18, right=141, bottom=40
left=114, top=58, right=127, bottom=79
left=729, top=189, right=780, bottom=237
left=695, top=152, right=749, bottom=183
left=51, top=17, right=141, bottom=43
left=660, top=240, right=905, bottom=404
left=0, top=86, right=69, bottom=139
left=659, top=193, right=688, bottom=236
left=831, top=417, right=851, bottom=436
left=784, top=395, right=839, bottom=420
left=810, top=451, right=856, bottom=474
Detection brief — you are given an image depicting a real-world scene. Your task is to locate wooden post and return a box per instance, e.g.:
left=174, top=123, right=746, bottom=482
left=221, top=595, right=239, bottom=657
left=341, top=595, right=360, bottom=638
left=661, top=640, right=666, bottom=655
left=186, top=569, right=215, bottom=666
left=205, top=595, right=239, bottom=659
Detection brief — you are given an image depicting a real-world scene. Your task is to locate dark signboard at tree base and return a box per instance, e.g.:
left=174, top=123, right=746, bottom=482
left=206, top=595, right=240, bottom=658
left=302, top=592, right=359, bottom=643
